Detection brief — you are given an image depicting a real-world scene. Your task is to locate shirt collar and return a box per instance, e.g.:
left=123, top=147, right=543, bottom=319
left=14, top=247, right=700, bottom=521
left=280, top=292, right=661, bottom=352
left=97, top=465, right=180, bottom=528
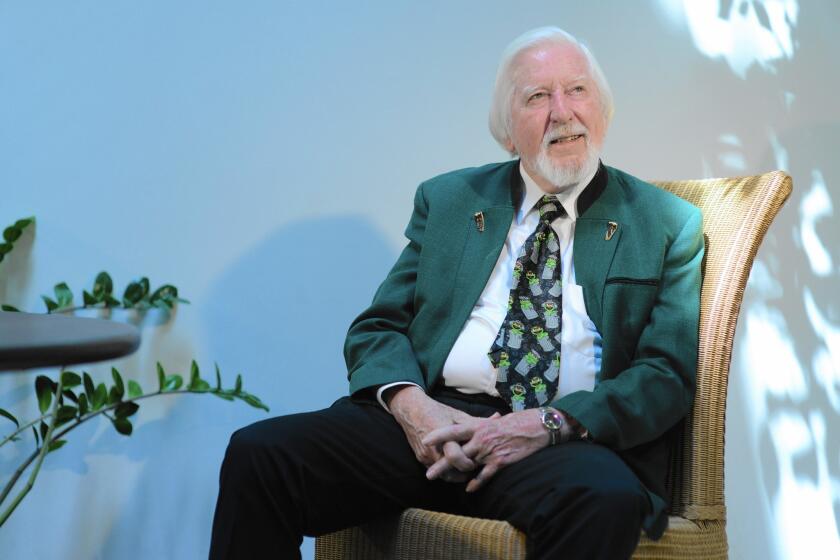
left=517, top=162, right=598, bottom=224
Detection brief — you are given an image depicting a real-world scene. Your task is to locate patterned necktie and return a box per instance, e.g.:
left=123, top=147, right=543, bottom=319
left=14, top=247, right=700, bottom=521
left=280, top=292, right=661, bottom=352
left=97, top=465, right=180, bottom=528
left=489, top=194, right=565, bottom=411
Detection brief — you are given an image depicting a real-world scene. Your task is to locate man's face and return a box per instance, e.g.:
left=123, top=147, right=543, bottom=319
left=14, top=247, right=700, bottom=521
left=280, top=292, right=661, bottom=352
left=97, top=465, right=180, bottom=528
left=506, top=41, right=607, bottom=191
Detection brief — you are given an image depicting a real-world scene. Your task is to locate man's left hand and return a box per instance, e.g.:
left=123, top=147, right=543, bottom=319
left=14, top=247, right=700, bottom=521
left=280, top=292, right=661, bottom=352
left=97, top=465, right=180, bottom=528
left=422, top=409, right=549, bottom=492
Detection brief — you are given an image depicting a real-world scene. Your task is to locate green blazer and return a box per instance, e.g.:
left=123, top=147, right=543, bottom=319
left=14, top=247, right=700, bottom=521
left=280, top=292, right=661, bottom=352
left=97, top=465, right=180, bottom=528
left=344, top=160, right=703, bottom=538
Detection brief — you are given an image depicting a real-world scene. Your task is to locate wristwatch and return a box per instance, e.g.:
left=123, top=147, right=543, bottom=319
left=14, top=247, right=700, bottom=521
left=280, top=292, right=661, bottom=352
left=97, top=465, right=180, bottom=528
left=539, top=407, right=565, bottom=445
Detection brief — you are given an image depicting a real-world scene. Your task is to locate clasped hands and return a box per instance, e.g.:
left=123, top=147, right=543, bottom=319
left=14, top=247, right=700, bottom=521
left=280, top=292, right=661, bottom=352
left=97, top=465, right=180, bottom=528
left=387, top=386, right=550, bottom=493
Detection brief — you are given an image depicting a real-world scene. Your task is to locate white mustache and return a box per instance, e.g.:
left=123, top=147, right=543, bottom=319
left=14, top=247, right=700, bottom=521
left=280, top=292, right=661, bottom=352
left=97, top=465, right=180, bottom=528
left=542, top=127, right=588, bottom=148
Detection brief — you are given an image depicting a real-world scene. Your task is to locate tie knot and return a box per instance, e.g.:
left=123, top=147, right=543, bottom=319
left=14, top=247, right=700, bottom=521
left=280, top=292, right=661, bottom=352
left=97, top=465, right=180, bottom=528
left=536, top=195, right=565, bottom=223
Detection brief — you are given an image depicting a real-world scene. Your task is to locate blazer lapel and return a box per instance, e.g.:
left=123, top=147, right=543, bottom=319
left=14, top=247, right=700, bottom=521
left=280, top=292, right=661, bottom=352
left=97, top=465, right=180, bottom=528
left=573, top=165, right=624, bottom=334
left=452, top=205, right=514, bottom=312
left=574, top=218, right=622, bottom=335
left=433, top=164, right=520, bottom=374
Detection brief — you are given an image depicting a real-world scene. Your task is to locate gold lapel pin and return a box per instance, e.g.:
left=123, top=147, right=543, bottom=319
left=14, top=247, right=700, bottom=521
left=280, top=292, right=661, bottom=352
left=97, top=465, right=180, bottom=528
left=605, top=221, right=618, bottom=241
left=474, top=211, right=485, bottom=232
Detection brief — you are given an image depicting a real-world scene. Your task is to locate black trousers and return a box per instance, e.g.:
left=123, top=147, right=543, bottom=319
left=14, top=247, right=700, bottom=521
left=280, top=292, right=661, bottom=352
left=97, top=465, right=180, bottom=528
left=209, top=392, right=650, bottom=560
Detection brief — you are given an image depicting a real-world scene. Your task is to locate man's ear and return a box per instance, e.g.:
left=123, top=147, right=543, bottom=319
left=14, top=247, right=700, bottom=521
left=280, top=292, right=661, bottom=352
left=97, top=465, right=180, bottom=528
left=504, top=138, right=516, bottom=154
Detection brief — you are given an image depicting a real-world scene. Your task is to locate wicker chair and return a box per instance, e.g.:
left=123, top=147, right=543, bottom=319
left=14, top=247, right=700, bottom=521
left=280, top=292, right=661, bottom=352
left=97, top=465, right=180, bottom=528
left=316, top=171, right=793, bottom=560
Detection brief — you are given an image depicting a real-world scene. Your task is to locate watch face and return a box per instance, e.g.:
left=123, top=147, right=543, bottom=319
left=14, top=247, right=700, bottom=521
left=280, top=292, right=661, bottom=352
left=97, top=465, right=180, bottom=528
left=542, top=409, right=562, bottom=430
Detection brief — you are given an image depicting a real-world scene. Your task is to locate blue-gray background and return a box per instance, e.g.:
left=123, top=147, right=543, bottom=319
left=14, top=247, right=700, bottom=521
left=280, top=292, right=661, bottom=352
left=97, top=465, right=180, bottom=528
left=1, top=1, right=837, bottom=558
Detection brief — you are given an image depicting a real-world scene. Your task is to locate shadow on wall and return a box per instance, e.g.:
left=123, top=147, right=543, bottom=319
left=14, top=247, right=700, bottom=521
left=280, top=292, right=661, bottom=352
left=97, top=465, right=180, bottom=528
left=199, top=214, right=397, bottom=417
left=737, top=121, right=840, bottom=556
left=82, top=214, right=398, bottom=559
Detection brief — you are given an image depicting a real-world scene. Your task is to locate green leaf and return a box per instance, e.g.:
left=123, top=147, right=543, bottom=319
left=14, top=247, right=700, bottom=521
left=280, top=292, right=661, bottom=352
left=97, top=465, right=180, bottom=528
left=111, top=368, right=125, bottom=395
left=61, top=389, right=79, bottom=404
left=0, top=243, right=12, bottom=255
left=108, top=386, right=122, bottom=405
left=191, top=379, right=210, bottom=392
left=32, top=426, right=40, bottom=447
left=61, top=371, right=81, bottom=387
left=113, top=417, right=133, bottom=436
left=115, top=401, right=139, bottom=418
left=240, top=392, right=269, bottom=412
left=234, top=374, right=242, bottom=394
left=39, top=421, right=48, bottom=442
left=83, top=290, right=97, bottom=306
left=14, top=217, right=34, bottom=229
left=35, top=376, right=53, bottom=414
left=127, top=380, right=142, bottom=399
left=92, top=383, right=107, bottom=410
left=156, top=362, right=166, bottom=391
left=164, top=374, right=183, bottom=391
left=104, top=295, right=121, bottom=308
left=150, top=284, right=178, bottom=303
left=188, top=361, right=200, bottom=389
left=53, top=282, right=73, bottom=308
left=215, top=363, right=222, bottom=391
left=83, top=372, right=95, bottom=401
left=1, top=304, right=20, bottom=312
left=211, top=392, right=234, bottom=401
left=93, top=271, right=113, bottom=298
left=78, top=394, right=89, bottom=416
left=123, top=281, right=144, bottom=306
left=139, top=277, right=150, bottom=297
left=48, top=439, right=67, bottom=453
left=42, top=296, right=58, bottom=313
left=55, top=405, right=78, bottom=426
left=0, top=407, right=19, bottom=428
left=3, top=226, right=22, bottom=243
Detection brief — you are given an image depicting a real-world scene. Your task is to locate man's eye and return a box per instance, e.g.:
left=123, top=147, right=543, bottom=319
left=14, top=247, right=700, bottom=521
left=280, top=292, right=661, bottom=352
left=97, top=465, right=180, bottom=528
left=570, top=86, right=585, bottom=94
left=528, top=92, right=546, bottom=102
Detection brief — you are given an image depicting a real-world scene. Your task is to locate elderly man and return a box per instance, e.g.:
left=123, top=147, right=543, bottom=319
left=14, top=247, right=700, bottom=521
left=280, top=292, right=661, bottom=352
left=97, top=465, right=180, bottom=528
left=210, top=26, right=702, bottom=560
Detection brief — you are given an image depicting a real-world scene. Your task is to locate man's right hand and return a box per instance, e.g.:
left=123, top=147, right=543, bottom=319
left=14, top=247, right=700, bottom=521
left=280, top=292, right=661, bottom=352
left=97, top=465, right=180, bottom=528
left=386, top=386, right=477, bottom=481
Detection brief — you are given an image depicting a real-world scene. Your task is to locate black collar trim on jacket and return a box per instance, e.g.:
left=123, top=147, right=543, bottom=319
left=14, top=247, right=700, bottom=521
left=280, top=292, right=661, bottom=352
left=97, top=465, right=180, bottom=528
left=509, top=160, right=608, bottom=217
left=577, top=162, right=608, bottom=217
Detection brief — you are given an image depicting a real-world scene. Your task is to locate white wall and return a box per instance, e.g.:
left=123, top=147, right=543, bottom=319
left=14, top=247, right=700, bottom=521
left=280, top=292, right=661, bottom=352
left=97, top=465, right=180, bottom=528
left=0, top=1, right=837, bottom=558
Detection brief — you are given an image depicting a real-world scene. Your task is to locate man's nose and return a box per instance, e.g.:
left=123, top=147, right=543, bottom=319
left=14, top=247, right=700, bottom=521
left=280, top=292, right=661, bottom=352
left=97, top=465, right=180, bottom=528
left=549, top=94, right=573, bottom=123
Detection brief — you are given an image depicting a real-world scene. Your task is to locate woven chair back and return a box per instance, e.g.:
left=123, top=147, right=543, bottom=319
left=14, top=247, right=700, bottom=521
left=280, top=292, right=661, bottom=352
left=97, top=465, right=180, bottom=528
left=652, top=171, right=792, bottom=520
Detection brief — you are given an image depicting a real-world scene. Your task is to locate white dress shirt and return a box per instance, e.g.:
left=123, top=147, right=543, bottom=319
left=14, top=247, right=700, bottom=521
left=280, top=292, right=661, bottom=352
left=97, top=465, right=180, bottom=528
left=377, top=163, right=603, bottom=410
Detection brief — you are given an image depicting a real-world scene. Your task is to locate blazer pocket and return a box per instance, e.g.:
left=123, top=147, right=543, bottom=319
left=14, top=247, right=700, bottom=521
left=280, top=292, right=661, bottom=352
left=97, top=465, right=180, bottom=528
left=603, top=279, right=659, bottom=348
left=605, top=277, right=660, bottom=287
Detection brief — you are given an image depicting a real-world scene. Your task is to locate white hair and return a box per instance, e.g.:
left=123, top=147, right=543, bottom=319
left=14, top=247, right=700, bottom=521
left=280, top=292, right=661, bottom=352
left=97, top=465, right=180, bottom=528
left=488, top=27, right=615, bottom=155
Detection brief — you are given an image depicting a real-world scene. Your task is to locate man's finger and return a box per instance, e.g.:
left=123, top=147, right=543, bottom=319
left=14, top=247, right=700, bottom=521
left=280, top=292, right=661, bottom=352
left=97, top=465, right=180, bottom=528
left=425, top=455, right=452, bottom=480
left=426, top=443, right=474, bottom=479
left=461, top=432, right=494, bottom=462
left=465, top=463, right=499, bottom=493
left=443, top=441, right=475, bottom=472
left=422, top=423, right=475, bottom=446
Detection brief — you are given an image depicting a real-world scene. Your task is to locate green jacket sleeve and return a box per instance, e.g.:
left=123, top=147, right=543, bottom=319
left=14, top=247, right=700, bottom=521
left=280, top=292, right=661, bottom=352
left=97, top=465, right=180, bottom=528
left=555, top=208, right=704, bottom=450
left=344, top=183, right=429, bottom=395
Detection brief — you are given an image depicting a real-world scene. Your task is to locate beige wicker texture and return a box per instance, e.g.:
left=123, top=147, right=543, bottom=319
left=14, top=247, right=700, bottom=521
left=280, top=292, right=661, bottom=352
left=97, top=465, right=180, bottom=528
left=315, top=171, right=792, bottom=560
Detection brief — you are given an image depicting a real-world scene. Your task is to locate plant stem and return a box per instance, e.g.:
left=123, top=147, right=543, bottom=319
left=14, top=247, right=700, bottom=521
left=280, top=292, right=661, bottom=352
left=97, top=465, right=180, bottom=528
left=0, top=387, right=222, bottom=522
left=0, top=376, right=64, bottom=527
left=0, top=414, right=53, bottom=448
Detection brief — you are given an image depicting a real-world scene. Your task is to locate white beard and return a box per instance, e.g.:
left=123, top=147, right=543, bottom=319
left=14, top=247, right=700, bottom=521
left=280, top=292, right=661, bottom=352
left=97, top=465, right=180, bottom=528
left=533, top=141, right=601, bottom=190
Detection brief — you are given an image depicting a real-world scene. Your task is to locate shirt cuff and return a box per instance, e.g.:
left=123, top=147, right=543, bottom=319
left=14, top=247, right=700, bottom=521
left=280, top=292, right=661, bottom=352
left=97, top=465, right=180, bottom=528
left=376, top=382, right=422, bottom=413
left=558, top=408, right=591, bottom=441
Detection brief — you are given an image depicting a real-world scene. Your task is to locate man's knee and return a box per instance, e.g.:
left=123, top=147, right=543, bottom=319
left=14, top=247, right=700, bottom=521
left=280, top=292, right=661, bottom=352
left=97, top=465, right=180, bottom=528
left=581, top=480, right=647, bottom=527
left=525, top=478, right=646, bottom=559
left=221, top=416, right=303, bottom=484
left=536, top=477, right=645, bottom=522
